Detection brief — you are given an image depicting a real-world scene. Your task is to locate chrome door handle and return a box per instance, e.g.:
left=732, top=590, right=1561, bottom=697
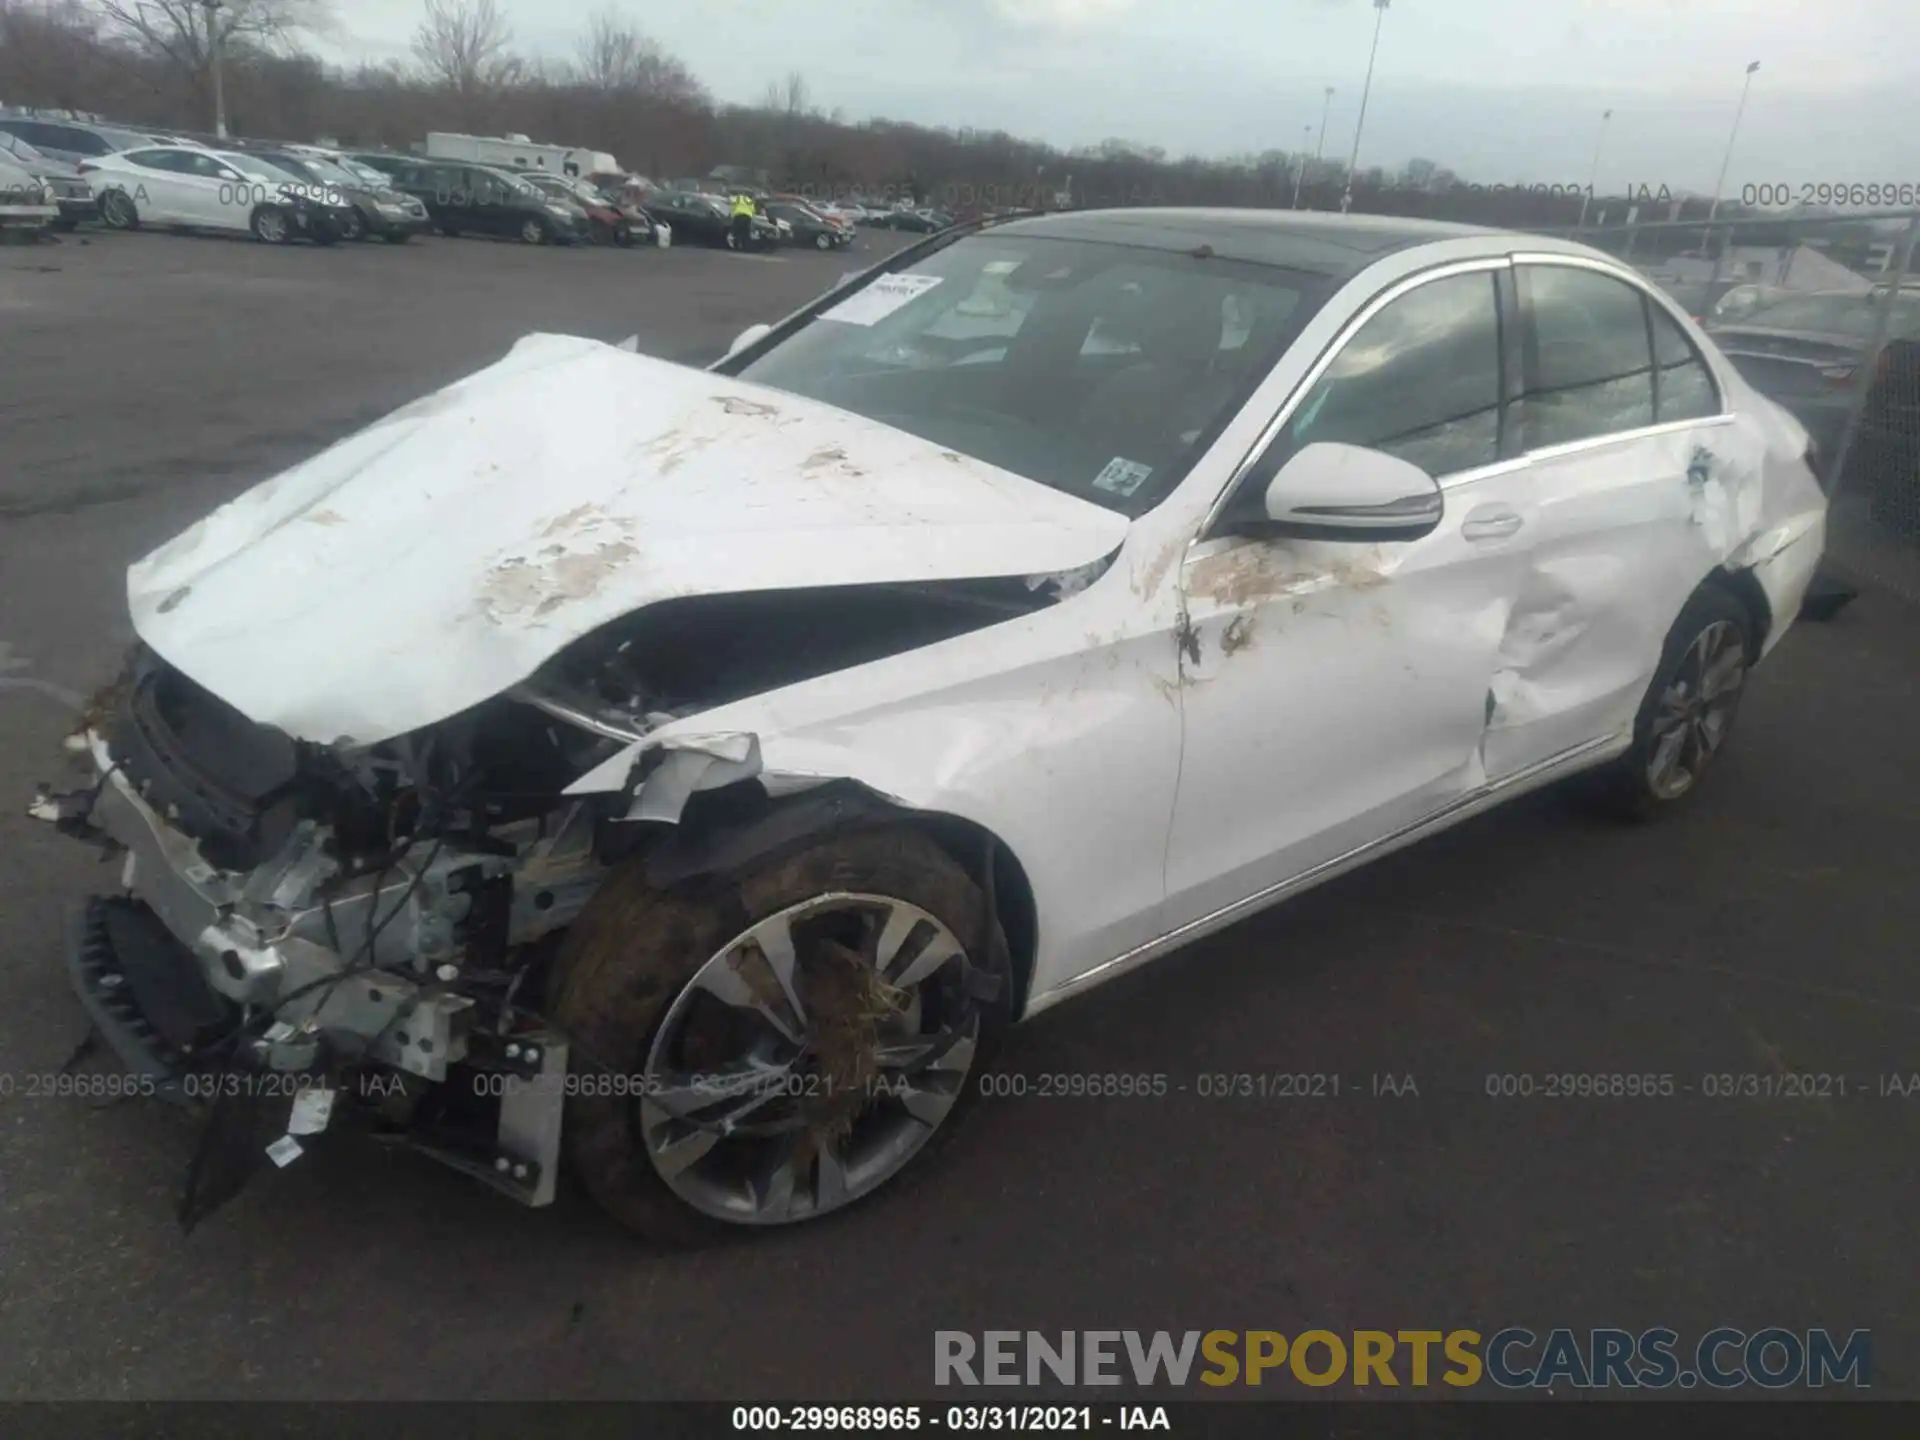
left=1462, top=510, right=1524, bottom=541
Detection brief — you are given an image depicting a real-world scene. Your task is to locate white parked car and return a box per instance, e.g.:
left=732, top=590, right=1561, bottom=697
left=36, top=210, right=1826, bottom=1242
left=81, top=142, right=354, bottom=242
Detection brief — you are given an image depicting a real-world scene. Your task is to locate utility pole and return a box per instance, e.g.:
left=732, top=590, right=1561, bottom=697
left=1341, top=0, right=1391, bottom=215
left=1291, top=123, right=1312, bottom=208
left=203, top=0, right=228, bottom=139
left=1577, top=108, right=1611, bottom=229
left=1706, top=61, right=1760, bottom=223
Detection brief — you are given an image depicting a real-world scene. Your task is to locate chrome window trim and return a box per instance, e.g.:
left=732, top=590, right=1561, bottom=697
left=1509, top=249, right=1734, bottom=426
left=1202, top=254, right=1514, bottom=534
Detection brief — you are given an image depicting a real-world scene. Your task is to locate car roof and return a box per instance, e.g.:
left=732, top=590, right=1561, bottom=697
left=984, top=207, right=1504, bottom=277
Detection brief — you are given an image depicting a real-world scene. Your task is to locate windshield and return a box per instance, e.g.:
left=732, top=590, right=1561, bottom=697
left=730, top=232, right=1326, bottom=516
left=224, top=153, right=300, bottom=185
left=1739, top=293, right=1920, bottom=338
left=341, top=159, right=390, bottom=186
left=298, top=155, right=365, bottom=187
left=0, top=132, right=46, bottom=163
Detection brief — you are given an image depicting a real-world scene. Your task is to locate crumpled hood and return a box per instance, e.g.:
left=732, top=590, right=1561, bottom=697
left=128, top=333, right=1129, bottom=746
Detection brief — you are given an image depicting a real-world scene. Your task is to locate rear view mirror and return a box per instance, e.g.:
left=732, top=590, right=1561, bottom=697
left=1252, top=442, right=1443, bottom=542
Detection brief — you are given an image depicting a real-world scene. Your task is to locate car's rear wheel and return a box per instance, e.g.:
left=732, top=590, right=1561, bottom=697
left=550, top=827, right=1012, bottom=1244
left=99, top=190, right=139, bottom=230
left=1587, top=586, right=1753, bottom=818
left=438, top=220, right=460, bottom=238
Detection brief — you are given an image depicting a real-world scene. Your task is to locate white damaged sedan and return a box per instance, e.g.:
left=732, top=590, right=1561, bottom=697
left=35, top=209, right=1827, bottom=1240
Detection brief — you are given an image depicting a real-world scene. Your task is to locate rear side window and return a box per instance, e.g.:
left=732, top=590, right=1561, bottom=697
left=1281, top=270, right=1504, bottom=478
left=1650, top=307, right=1721, bottom=422
left=1519, top=265, right=1656, bottom=447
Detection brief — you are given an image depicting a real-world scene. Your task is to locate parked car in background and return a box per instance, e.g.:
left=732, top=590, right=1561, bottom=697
left=876, top=207, right=953, bottom=233
left=80, top=143, right=349, bottom=243
left=240, top=145, right=430, bottom=242
left=384, top=159, right=588, bottom=245
left=1708, top=289, right=1920, bottom=467
left=0, top=151, right=57, bottom=234
left=0, top=116, right=159, bottom=166
left=766, top=197, right=853, bottom=250
left=642, top=188, right=779, bottom=249
left=523, top=172, right=635, bottom=245
left=339, top=151, right=414, bottom=182
left=0, top=130, right=95, bottom=229
left=216, top=150, right=360, bottom=241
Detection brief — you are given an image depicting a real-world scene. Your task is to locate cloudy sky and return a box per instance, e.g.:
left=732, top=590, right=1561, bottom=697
left=319, top=0, right=1920, bottom=192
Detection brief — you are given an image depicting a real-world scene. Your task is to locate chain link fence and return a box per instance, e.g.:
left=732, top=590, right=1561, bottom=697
left=1544, top=210, right=1920, bottom=605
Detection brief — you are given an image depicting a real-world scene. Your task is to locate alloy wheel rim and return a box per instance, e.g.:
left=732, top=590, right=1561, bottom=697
left=523, top=219, right=543, bottom=243
left=258, top=209, right=286, bottom=241
left=1646, top=619, right=1746, bottom=799
left=639, top=891, right=989, bottom=1225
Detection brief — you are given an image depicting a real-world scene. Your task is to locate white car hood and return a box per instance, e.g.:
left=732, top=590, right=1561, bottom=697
left=129, top=333, right=1129, bottom=745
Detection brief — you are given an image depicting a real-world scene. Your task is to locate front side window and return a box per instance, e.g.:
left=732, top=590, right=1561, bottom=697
left=1649, top=307, right=1721, bottom=422
left=1276, top=270, right=1504, bottom=479
left=1519, top=265, right=1656, bottom=448
left=730, top=233, right=1327, bottom=515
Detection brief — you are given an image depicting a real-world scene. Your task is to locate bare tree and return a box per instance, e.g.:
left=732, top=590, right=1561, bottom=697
left=782, top=69, right=808, bottom=119
left=411, top=0, right=518, bottom=96
left=88, top=0, right=331, bottom=118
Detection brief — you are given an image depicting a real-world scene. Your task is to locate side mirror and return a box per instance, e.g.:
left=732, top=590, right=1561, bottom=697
left=1245, top=442, right=1443, bottom=543
left=726, top=323, right=773, bottom=358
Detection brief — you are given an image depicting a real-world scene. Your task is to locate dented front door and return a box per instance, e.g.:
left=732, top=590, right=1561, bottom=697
left=1160, top=262, right=1537, bottom=930
left=1162, top=506, right=1531, bottom=930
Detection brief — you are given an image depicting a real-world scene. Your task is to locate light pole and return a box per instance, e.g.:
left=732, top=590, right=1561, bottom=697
left=1341, top=0, right=1391, bottom=214
left=1706, top=60, right=1759, bottom=223
left=1291, top=123, right=1312, bottom=208
left=203, top=0, right=228, bottom=138
left=1315, top=85, right=1334, bottom=167
left=1577, top=108, right=1611, bottom=229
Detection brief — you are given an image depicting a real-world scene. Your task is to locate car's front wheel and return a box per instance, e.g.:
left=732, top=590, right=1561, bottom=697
left=249, top=205, right=292, bottom=244
left=1590, top=586, right=1753, bottom=817
left=550, top=826, right=1011, bottom=1244
left=520, top=215, right=550, bottom=245
left=336, top=208, right=367, bottom=241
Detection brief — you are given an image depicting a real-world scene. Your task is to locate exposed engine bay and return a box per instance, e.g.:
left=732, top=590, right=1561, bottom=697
left=33, top=574, right=1072, bottom=1227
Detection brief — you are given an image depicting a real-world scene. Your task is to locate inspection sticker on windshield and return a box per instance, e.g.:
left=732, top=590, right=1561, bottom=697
left=821, top=273, right=943, bottom=326
left=1093, top=456, right=1154, bottom=496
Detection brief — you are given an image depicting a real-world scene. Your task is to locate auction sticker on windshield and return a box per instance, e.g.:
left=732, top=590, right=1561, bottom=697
left=821, top=273, right=944, bottom=326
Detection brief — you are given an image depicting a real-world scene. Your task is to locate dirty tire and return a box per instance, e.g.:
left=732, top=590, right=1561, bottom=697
left=1582, top=585, right=1754, bottom=820
left=549, top=826, right=1012, bottom=1245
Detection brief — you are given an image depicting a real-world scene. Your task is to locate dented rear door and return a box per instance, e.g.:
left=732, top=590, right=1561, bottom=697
left=1478, top=258, right=1750, bottom=779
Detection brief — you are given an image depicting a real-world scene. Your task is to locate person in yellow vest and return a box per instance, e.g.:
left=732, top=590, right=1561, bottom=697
left=730, top=191, right=755, bottom=250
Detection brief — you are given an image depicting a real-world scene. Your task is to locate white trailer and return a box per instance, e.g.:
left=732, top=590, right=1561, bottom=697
left=424, top=132, right=618, bottom=178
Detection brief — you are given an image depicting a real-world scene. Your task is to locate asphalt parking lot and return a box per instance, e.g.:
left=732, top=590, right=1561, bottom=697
left=2, top=225, right=1919, bottom=1403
